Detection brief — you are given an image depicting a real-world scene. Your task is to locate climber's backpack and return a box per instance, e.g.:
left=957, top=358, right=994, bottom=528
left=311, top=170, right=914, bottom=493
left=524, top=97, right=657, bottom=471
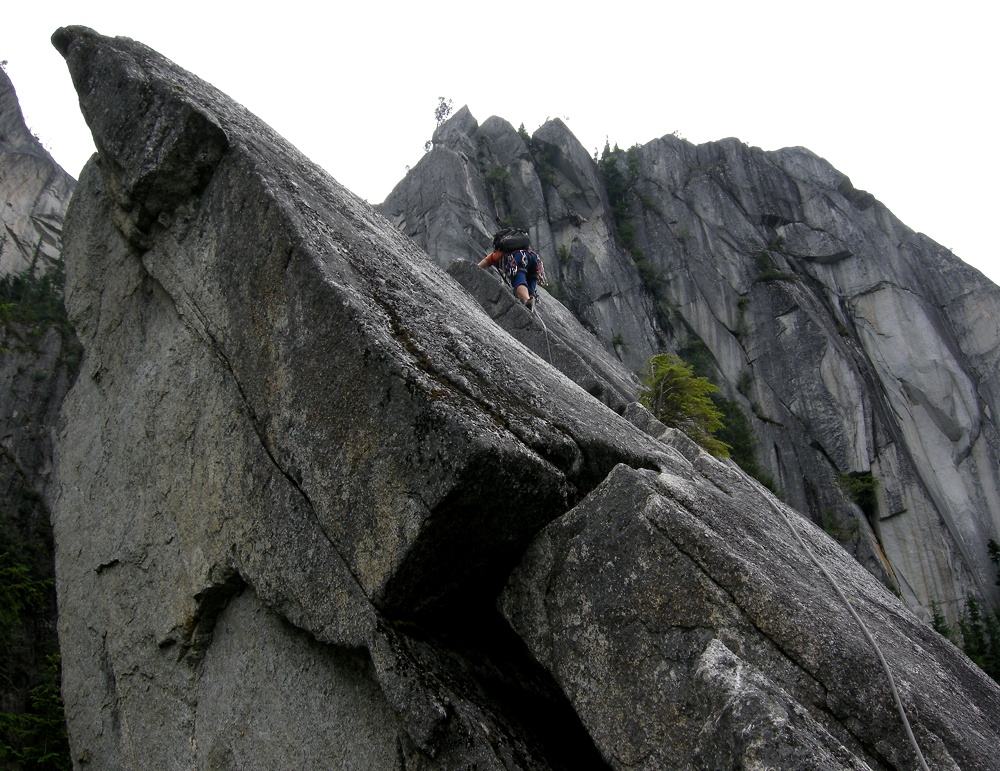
left=493, top=227, right=531, bottom=253
left=492, top=228, right=546, bottom=286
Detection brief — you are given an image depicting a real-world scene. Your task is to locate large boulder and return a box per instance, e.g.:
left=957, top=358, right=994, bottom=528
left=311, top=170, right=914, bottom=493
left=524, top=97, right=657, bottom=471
left=48, top=26, right=665, bottom=768
left=503, top=458, right=1000, bottom=769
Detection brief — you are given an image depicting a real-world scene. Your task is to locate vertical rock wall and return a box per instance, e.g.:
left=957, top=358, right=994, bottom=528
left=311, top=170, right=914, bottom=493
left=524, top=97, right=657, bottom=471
left=0, top=67, right=75, bottom=277
left=381, top=113, right=1000, bottom=625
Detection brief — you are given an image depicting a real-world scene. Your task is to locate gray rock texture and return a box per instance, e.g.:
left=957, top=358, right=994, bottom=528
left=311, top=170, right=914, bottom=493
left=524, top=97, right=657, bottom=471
left=446, top=259, right=640, bottom=413
left=49, top=26, right=658, bottom=769
left=45, top=26, right=1000, bottom=771
left=382, top=114, right=664, bottom=373
left=381, top=112, right=1000, bottom=627
left=502, top=461, right=1000, bottom=769
left=0, top=66, right=75, bottom=277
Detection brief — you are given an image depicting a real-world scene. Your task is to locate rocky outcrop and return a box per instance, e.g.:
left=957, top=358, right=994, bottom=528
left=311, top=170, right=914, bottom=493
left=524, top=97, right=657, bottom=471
left=48, top=26, right=661, bottom=769
left=47, top=26, right=1000, bottom=770
left=382, top=114, right=665, bottom=373
left=381, top=112, right=1000, bottom=627
left=503, top=460, right=1000, bottom=770
left=0, top=67, right=75, bottom=277
left=446, top=259, right=641, bottom=413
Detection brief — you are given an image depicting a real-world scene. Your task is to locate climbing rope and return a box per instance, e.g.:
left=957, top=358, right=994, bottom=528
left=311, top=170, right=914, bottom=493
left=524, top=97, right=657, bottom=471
left=529, top=299, right=554, bottom=366
left=485, top=254, right=554, bottom=366
left=775, top=502, right=930, bottom=771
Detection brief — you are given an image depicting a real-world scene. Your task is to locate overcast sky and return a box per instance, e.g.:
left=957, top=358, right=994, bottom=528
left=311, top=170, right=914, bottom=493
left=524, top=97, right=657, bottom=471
left=4, top=1, right=997, bottom=284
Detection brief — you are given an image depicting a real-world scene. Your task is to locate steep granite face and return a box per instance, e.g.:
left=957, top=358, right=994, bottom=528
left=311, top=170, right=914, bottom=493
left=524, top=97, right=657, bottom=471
left=48, top=26, right=1000, bottom=770
left=0, top=67, right=75, bottom=277
left=381, top=112, right=1000, bottom=625
left=48, top=26, right=663, bottom=769
left=380, top=113, right=665, bottom=372
left=503, top=460, right=1000, bottom=770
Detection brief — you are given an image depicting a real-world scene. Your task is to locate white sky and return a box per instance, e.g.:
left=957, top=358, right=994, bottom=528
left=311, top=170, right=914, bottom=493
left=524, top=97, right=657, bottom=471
left=4, top=1, right=998, bottom=284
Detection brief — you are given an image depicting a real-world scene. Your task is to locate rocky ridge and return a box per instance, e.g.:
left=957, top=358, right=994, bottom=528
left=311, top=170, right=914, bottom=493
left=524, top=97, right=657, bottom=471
left=41, top=26, right=1000, bottom=770
left=380, top=109, right=1000, bottom=627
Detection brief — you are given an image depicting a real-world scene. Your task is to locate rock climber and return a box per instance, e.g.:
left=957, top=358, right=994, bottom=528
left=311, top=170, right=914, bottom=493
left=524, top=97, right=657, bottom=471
left=478, top=228, right=543, bottom=310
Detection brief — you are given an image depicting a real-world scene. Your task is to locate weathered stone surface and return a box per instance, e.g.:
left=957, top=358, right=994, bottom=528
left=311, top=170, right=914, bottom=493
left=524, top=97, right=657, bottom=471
left=49, top=26, right=665, bottom=768
left=0, top=67, right=75, bottom=276
left=43, top=23, right=1000, bottom=771
left=383, top=112, right=1000, bottom=626
left=380, top=114, right=665, bottom=374
left=502, top=460, right=1000, bottom=770
left=446, top=259, right=640, bottom=412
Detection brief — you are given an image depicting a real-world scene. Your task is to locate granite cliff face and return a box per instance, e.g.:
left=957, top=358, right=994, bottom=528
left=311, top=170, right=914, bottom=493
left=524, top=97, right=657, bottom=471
left=0, top=66, right=75, bottom=278
left=381, top=110, right=1000, bottom=626
left=0, top=66, right=77, bottom=762
left=45, top=27, right=1000, bottom=770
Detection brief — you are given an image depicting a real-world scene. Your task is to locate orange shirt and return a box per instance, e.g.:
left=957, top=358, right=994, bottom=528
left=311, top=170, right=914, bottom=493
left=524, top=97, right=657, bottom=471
left=482, top=250, right=504, bottom=268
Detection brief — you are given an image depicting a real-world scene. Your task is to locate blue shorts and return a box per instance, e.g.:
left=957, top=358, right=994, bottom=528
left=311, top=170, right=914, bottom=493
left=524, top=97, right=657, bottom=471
left=511, top=271, right=537, bottom=297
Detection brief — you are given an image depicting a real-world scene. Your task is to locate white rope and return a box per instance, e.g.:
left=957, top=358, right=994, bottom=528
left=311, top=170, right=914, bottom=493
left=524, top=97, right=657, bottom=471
left=530, top=301, right=554, bottom=366
left=776, top=504, right=930, bottom=770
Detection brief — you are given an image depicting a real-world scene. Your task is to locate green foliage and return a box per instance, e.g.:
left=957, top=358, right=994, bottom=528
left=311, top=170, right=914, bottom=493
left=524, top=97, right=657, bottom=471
left=988, top=539, right=1000, bottom=586
left=838, top=472, right=879, bottom=519
left=0, top=560, right=50, bottom=641
left=597, top=142, right=641, bottom=252
left=0, top=556, right=69, bottom=769
left=434, top=96, right=453, bottom=126
left=0, top=261, right=71, bottom=337
left=517, top=123, right=531, bottom=143
left=713, top=396, right=775, bottom=490
left=484, top=165, right=509, bottom=185
left=956, top=597, right=1000, bottom=682
left=931, top=601, right=952, bottom=637
left=0, top=655, right=68, bottom=769
left=530, top=142, right=560, bottom=187
left=667, top=341, right=775, bottom=488
left=640, top=353, right=729, bottom=457
left=822, top=512, right=860, bottom=542
left=0, top=261, right=74, bottom=768
left=637, top=193, right=662, bottom=216
left=753, top=249, right=797, bottom=283
left=596, top=142, right=674, bottom=335
left=676, top=339, right=714, bottom=380
left=931, top=588, right=1000, bottom=687
left=484, top=165, right=510, bottom=213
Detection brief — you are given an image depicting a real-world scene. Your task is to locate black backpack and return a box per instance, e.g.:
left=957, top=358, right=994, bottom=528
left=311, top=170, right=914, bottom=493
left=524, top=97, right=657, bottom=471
left=490, top=227, right=547, bottom=287
left=493, top=227, right=531, bottom=253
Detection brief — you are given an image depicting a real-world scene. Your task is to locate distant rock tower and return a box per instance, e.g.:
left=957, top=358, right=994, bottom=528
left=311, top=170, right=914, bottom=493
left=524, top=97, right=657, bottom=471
left=0, top=66, right=75, bottom=277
